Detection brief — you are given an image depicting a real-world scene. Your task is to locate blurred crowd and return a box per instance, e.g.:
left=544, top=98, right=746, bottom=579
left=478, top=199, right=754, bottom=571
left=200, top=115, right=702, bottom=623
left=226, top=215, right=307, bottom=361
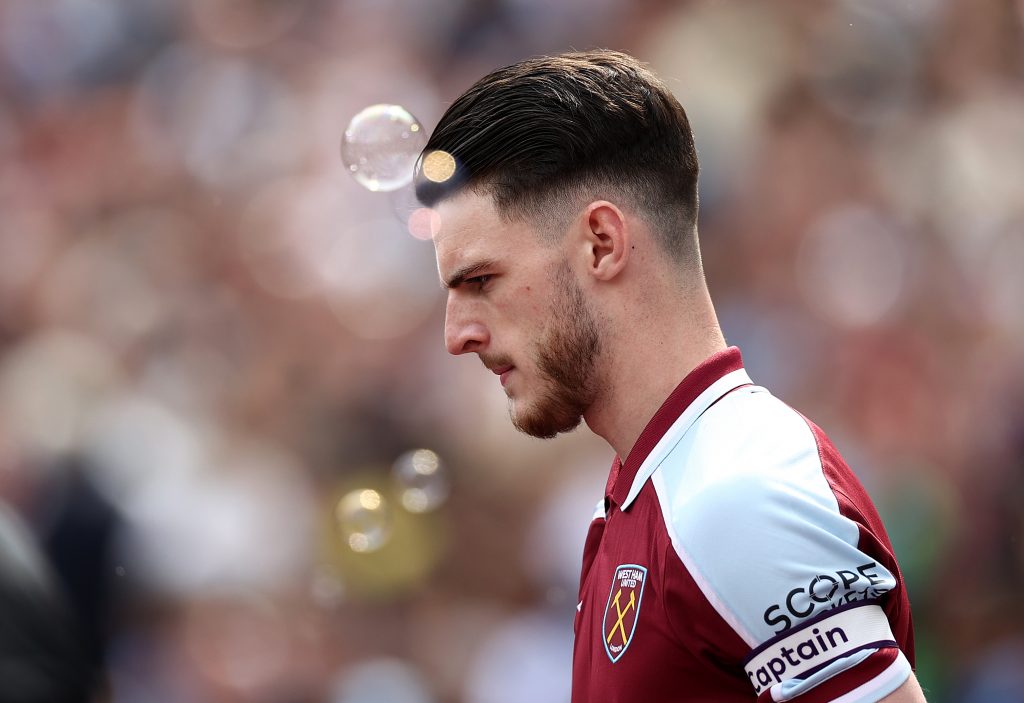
left=0, top=0, right=1022, bottom=701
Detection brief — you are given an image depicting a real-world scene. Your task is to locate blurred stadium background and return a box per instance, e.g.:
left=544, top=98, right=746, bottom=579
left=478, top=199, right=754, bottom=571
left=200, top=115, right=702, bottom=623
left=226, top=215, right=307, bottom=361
left=0, top=0, right=1022, bottom=701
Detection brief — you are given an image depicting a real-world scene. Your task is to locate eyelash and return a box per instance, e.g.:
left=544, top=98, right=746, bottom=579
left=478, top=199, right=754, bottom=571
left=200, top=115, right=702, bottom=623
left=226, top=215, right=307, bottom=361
left=468, top=275, right=492, bottom=288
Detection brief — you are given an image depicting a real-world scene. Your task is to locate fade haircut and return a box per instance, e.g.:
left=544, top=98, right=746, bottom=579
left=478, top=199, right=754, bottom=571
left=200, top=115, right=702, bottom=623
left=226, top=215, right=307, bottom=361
left=415, top=49, right=701, bottom=262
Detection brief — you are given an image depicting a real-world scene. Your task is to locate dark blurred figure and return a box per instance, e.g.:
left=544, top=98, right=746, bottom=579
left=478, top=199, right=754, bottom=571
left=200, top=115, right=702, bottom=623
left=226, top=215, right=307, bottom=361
left=0, top=502, right=97, bottom=702
left=35, top=456, right=122, bottom=690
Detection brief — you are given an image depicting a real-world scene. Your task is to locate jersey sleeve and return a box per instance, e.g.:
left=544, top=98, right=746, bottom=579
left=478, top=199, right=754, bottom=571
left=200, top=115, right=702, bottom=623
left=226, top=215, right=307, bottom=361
left=652, top=389, right=913, bottom=702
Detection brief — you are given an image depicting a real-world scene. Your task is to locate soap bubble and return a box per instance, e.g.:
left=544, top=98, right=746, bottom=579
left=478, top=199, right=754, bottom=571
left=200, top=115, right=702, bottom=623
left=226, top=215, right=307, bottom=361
left=341, top=104, right=426, bottom=192
left=392, top=449, right=449, bottom=513
left=335, top=488, right=392, bottom=553
left=388, top=183, right=421, bottom=225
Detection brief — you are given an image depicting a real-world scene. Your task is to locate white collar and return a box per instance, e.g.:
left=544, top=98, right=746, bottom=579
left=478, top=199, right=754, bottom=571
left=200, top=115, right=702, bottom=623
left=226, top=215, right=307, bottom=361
left=620, top=368, right=753, bottom=510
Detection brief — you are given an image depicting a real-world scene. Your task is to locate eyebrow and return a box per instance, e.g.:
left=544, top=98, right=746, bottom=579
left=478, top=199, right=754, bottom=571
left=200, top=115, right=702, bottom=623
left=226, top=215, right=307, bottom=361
left=443, top=259, right=498, bottom=289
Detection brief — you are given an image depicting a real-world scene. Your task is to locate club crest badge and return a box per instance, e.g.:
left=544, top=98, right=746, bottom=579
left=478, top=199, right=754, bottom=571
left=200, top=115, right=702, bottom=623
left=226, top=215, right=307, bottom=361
left=602, top=563, right=647, bottom=663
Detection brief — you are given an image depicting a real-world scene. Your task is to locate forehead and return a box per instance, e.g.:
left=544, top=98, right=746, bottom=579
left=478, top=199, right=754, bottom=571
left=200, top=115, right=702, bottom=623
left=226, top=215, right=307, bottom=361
left=432, top=191, right=537, bottom=271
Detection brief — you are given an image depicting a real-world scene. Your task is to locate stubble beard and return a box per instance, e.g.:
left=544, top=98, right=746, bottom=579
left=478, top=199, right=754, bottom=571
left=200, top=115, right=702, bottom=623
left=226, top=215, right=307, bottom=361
left=511, top=266, right=601, bottom=439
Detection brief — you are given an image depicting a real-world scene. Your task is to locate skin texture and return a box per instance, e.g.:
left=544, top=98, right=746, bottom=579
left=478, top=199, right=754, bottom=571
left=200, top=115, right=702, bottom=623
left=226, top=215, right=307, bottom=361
left=436, top=195, right=597, bottom=438
left=518, top=261, right=602, bottom=438
left=433, top=189, right=927, bottom=702
left=433, top=188, right=725, bottom=463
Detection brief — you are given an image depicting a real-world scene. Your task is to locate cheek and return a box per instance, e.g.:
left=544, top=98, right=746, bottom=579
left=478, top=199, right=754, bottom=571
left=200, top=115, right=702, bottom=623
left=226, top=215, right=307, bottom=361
left=498, top=288, right=546, bottom=326
left=524, top=286, right=553, bottom=315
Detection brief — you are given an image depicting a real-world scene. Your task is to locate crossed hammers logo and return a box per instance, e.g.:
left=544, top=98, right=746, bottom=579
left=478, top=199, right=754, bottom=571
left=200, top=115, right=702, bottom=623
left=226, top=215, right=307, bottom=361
left=606, top=587, right=636, bottom=645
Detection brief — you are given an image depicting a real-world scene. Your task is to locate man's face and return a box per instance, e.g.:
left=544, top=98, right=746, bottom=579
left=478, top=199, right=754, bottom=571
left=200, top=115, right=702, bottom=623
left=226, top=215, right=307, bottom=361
left=433, top=192, right=601, bottom=438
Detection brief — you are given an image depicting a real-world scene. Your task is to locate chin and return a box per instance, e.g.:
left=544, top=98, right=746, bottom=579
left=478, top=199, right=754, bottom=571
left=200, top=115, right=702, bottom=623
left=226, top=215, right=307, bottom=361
left=510, top=398, right=584, bottom=439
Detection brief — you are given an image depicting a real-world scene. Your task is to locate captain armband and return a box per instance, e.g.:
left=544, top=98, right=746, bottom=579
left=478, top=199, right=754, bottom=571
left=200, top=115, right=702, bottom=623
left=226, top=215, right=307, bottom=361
left=743, top=600, right=896, bottom=695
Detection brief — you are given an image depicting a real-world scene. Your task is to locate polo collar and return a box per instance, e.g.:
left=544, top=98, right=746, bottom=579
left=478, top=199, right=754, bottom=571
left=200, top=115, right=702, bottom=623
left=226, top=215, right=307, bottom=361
left=606, top=347, right=751, bottom=511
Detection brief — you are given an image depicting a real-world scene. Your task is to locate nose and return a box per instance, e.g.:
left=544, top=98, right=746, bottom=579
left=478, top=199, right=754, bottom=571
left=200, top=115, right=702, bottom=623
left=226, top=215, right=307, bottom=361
left=444, top=296, right=489, bottom=356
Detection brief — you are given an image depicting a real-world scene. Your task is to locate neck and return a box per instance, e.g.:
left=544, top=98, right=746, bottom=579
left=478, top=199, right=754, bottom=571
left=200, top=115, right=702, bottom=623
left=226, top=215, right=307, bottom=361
left=583, top=283, right=726, bottom=462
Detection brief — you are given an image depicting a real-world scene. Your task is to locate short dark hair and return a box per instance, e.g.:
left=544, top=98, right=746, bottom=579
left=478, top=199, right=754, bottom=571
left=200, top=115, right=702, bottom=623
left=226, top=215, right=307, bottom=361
left=415, top=49, right=700, bottom=260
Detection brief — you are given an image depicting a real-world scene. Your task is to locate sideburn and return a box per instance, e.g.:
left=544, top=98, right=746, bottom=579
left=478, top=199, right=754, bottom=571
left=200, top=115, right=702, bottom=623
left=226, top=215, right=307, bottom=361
left=515, top=263, right=602, bottom=438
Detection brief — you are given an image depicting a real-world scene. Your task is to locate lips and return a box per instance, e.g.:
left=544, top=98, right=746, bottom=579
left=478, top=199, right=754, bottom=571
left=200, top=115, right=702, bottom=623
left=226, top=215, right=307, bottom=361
left=491, top=365, right=514, bottom=387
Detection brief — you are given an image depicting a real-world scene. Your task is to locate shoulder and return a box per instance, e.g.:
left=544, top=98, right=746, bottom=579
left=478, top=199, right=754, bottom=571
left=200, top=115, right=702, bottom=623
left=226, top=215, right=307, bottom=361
left=649, top=384, right=912, bottom=700
left=657, top=385, right=846, bottom=530
left=652, top=386, right=893, bottom=643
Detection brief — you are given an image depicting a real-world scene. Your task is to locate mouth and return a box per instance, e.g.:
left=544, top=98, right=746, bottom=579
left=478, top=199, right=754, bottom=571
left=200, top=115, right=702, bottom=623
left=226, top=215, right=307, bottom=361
left=491, top=365, right=514, bottom=387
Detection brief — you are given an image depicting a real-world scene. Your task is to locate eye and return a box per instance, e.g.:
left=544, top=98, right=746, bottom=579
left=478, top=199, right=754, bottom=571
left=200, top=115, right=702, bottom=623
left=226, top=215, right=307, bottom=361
left=467, top=274, right=492, bottom=289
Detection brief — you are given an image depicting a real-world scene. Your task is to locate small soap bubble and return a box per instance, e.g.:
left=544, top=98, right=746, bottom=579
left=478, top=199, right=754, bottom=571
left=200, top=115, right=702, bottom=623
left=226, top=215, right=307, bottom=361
left=389, top=183, right=421, bottom=224
left=392, top=449, right=449, bottom=513
left=341, top=104, right=427, bottom=192
left=336, top=488, right=392, bottom=553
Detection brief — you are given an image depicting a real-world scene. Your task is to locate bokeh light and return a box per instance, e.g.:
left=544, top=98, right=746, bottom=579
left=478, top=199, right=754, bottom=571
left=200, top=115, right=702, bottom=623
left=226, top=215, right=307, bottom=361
left=238, top=177, right=346, bottom=300
left=420, top=149, right=456, bottom=184
left=0, top=0, right=125, bottom=97
left=182, top=593, right=291, bottom=695
left=132, top=45, right=302, bottom=187
left=40, top=208, right=195, bottom=349
left=462, top=611, right=573, bottom=703
left=0, top=329, right=119, bottom=456
left=873, top=94, right=1024, bottom=256
left=320, top=217, right=441, bottom=340
left=407, top=207, right=441, bottom=241
left=82, top=392, right=204, bottom=515
left=336, top=488, right=392, bottom=553
left=187, top=0, right=304, bottom=50
left=341, top=104, right=426, bottom=192
left=795, top=205, right=909, bottom=328
left=808, top=2, right=923, bottom=126
left=392, top=449, right=449, bottom=513
left=0, top=1, right=1021, bottom=699
left=88, top=416, right=315, bottom=596
left=645, top=2, right=794, bottom=205
left=331, top=658, right=434, bottom=703
left=319, top=473, right=448, bottom=603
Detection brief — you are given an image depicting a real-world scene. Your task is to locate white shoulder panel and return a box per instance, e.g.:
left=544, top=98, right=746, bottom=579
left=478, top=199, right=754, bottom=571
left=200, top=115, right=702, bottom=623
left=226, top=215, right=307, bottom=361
left=652, top=386, right=897, bottom=650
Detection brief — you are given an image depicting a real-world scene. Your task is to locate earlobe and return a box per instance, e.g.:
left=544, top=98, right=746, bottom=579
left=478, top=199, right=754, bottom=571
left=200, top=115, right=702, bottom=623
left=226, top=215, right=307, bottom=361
left=583, top=201, right=630, bottom=282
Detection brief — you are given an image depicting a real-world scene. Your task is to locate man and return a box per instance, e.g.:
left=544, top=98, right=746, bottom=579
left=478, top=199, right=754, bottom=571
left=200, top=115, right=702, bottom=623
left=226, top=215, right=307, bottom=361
left=415, top=50, right=924, bottom=702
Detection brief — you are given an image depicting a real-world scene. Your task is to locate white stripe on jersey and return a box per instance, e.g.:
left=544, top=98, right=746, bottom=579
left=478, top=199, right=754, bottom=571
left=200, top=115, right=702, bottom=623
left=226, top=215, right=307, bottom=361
left=650, top=382, right=900, bottom=701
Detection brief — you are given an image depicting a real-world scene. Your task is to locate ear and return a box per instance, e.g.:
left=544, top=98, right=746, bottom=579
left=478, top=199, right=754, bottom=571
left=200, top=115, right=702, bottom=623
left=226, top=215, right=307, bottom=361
left=577, top=201, right=630, bottom=282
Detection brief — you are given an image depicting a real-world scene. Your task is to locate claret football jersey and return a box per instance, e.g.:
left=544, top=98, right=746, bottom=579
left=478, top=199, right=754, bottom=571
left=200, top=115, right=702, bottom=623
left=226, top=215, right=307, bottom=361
left=572, top=348, right=914, bottom=702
